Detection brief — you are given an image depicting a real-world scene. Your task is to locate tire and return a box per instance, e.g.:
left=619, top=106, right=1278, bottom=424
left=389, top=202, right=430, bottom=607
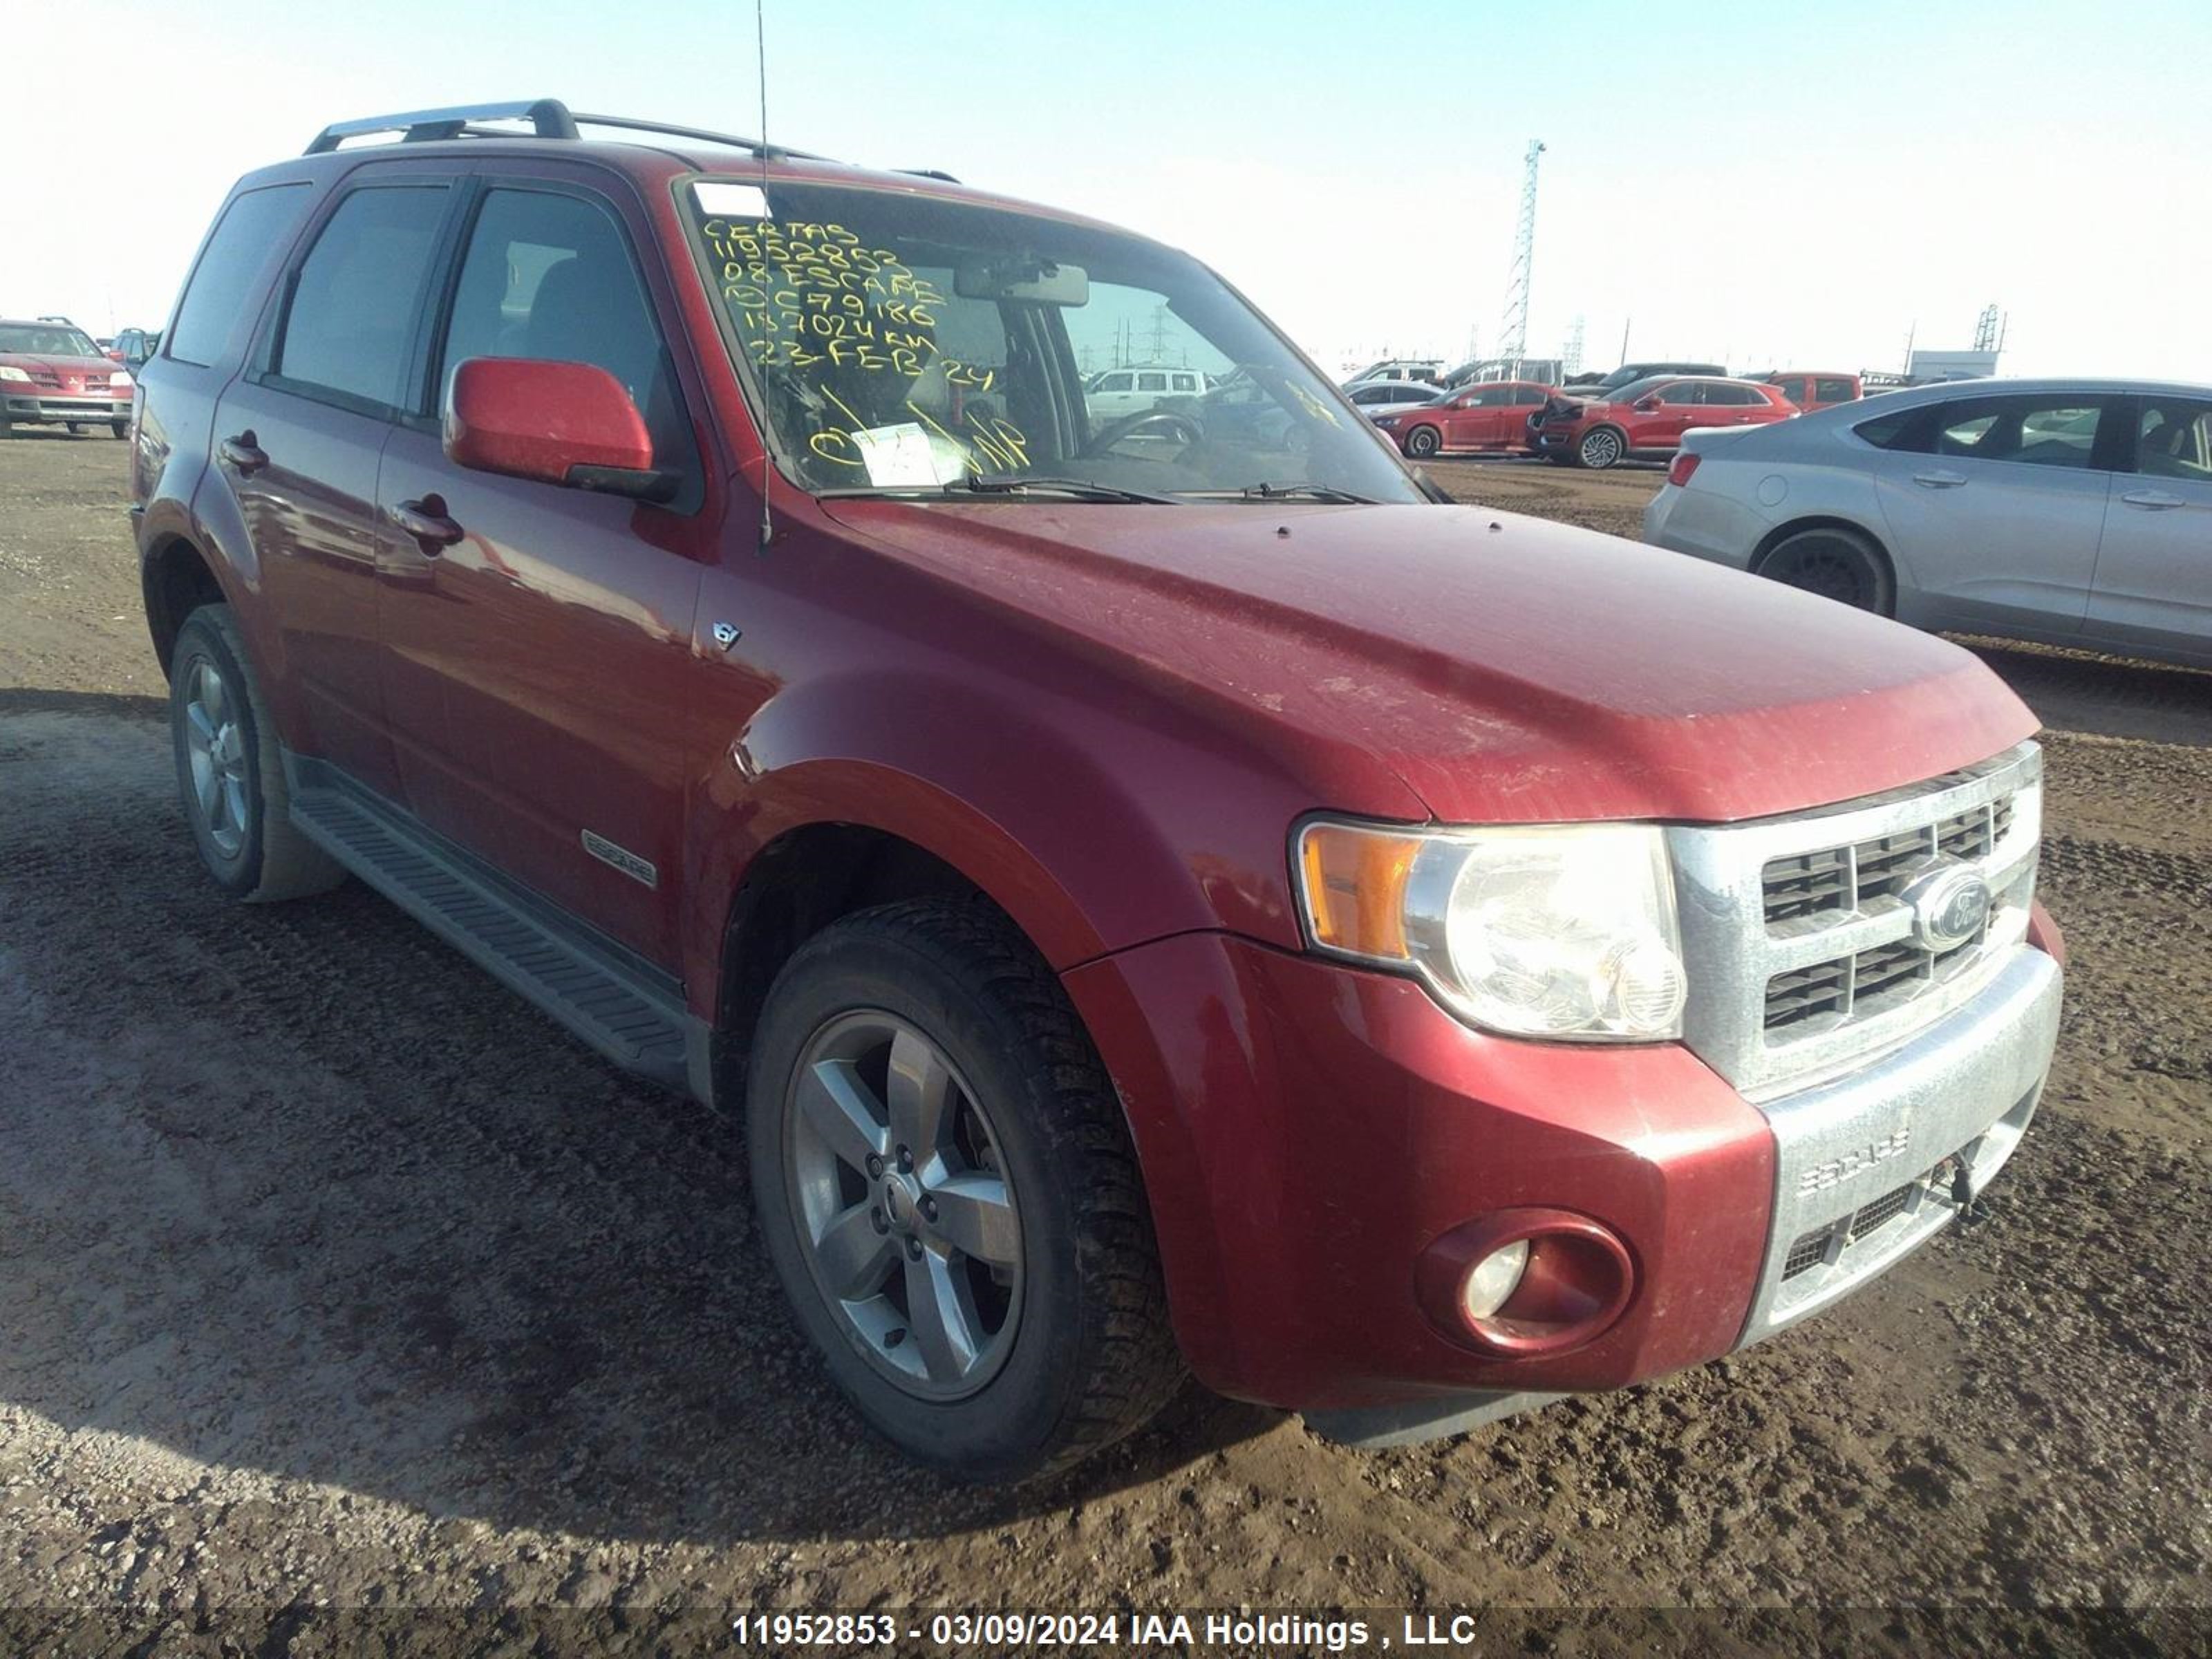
left=747, top=898, right=1183, bottom=1481
left=111, top=418, right=129, bottom=439
left=1403, top=424, right=1441, bottom=460
left=1577, top=427, right=1626, bottom=469
left=1758, top=526, right=1896, bottom=616
left=169, top=604, right=347, bottom=902
left=66, top=422, right=82, bottom=435
left=1544, top=451, right=1573, bottom=466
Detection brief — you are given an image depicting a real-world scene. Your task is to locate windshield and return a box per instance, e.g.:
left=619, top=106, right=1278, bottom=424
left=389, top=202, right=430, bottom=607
left=0, top=324, right=104, bottom=358
left=684, top=179, right=1423, bottom=504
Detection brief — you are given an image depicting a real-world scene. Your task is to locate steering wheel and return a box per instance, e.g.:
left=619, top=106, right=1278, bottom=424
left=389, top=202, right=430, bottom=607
left=1082, top=407, right=1203, bottom=458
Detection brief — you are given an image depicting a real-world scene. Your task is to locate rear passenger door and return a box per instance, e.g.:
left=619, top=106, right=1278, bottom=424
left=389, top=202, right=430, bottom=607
left=2081, top=395, right=2212, bottom=664
left=373, top=171, right=714, bottom=966
left=1866, top=392, right=2119, bottom=639
left=210, top=171, right=461, bottom=800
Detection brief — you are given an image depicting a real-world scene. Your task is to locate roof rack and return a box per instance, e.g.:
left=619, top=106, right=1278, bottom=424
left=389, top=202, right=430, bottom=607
left=306, top=97, right=829, bottom=162
left=302, top=98, right=959, bottom=181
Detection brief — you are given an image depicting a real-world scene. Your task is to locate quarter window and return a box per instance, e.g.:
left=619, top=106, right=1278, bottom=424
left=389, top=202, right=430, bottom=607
left=167, top=184, right=311, bottom=368
left=272, top=185, right=450, bottom=411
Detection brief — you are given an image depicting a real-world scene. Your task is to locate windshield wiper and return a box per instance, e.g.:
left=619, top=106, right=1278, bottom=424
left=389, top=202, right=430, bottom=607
left=1228, top=482, right=1378, bottom=504
left=945, top=475, right=1177, bottom=504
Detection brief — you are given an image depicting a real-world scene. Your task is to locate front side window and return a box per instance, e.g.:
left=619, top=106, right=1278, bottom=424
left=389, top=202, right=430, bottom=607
left=686, top=178, right=1422, bottom=503
left=439, top=187, right=696, bottom=482
left=1658, top=382, right=1702, bottom=405
left=2136, top=399, right=2212, bottom=482
left=272, top=185, right=449, bottom=411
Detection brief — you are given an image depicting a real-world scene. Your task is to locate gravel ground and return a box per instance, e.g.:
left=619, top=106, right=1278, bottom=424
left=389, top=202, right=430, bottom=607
left=2, top=433, right=2206, bottom=1655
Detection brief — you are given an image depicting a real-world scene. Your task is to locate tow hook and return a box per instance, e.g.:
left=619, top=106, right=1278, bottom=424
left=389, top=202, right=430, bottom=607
left=1938, top=1156, right=1987, bottom=1230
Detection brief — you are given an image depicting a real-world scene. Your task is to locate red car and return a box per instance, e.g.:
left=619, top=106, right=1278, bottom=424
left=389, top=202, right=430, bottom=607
left=1374, top=379, right=1554, bottom=458
left=1754, top=371, right=1864, bottom=412
left=133, top=100, right=2062, bottom=1479
left=0, top=317, right=132, bottom=438
left=1534, top=375, right=1795, bottom=469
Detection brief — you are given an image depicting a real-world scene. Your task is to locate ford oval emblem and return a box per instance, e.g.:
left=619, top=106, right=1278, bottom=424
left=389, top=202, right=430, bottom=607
left=1901, top=861, right=1991, bottom=952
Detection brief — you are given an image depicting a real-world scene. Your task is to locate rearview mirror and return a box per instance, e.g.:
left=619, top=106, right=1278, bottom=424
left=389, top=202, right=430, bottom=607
left=953, top=253, right=1089, bottom=306
left=444, top=357, right=673, bottom=500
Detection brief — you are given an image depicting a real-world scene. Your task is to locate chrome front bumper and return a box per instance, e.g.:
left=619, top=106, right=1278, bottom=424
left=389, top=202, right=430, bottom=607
left=1736, top=943, right=2061, bottom=1347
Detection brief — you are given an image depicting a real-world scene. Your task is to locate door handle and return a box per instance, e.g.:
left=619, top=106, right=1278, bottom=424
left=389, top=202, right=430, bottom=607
left=391, top=496, right=464, bottom=554
left=2121, top=489, right=2186, bottom=511
left=218, top=431, right=268, bottom=474
left=1911, top=469, right=1968, bottom=489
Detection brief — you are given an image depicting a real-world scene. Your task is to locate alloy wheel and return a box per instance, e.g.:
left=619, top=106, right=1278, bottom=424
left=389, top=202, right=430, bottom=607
left=785, top=1009, right=1023, bottom=1400
left=182, top=657, right=250, bottom=858
left=1581, top=429, right=1623, bottom=468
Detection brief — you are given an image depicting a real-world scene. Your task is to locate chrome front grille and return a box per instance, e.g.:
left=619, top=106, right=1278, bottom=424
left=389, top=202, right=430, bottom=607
left=1669, top=742, right=2043, bottom=1101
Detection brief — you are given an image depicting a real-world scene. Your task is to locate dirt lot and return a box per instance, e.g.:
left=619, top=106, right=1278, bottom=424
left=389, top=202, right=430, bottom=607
left=2, top=433, right=2206, bottom=1654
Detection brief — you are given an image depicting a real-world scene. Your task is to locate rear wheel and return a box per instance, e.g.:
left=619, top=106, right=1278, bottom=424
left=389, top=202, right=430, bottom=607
left=1576, top=427, right=1626, bottom=469
left=1759, top=526, right=1895, bottom=615
left=747, top=899, right=1183, bottom=1481
left=1403, top=424, right=1441, bottom=460
left=169, top=604, right=347, bottom=901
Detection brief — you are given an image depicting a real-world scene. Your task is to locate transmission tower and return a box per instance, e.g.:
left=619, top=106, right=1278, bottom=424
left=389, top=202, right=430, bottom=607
left=1497, top=140, right=1546, bottom=367
left=1564, top=314, right=1585, bottom=374
left=1973, top=303, right=2004, bottom=353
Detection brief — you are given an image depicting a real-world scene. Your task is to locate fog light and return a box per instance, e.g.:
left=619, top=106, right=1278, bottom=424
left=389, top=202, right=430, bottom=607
left=1461, top=1240, right=1529, bottom=1320
left=1416, top=1208, right=1636, bottom=1358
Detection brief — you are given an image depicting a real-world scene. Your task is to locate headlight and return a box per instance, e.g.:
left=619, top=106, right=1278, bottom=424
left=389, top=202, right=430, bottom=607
left=109, top=369, right=134, bottom=388
left=1294, top=819, right=1687, bottom=1040
left=0, top=366, right=30, bottom=383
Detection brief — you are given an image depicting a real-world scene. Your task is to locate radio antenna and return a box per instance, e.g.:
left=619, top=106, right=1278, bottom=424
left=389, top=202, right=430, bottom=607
left=755, top=0, right=775, bottom=553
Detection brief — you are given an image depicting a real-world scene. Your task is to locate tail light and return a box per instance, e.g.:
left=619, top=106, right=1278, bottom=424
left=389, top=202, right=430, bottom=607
left=1667, top=452, right=1701, bottom=488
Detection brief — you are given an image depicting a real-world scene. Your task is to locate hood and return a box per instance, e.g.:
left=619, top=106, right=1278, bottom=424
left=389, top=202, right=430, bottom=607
left=820, top=498, right=2037, bottom=825
left=1, top=352, right=124, bottom=383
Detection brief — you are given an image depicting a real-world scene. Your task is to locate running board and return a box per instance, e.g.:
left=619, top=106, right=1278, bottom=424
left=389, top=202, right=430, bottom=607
left=283, top=755, right=703, bottom=1097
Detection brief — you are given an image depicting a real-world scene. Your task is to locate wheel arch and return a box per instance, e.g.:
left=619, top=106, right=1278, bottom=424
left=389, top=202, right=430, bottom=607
left=142, top=533, right=233, bottom=677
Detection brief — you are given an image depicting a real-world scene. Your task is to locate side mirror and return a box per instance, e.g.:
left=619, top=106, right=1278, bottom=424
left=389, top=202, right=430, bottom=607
left=1633, top=395, right=1662, bottom=412
left=444, top=357, right=673, bottom=501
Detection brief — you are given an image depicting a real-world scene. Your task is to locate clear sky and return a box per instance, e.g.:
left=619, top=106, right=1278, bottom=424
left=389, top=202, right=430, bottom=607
left=8, top=0, right=2207, bottom=381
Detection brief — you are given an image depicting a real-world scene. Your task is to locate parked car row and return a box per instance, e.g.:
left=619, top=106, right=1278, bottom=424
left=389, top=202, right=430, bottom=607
left=1643, top=377, right=2212, bottom=668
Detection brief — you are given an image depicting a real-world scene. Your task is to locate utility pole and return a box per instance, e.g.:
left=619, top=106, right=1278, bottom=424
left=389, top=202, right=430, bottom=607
left=1618, top=317, right=1631, bottom=367
left=1497, top=139, right=1545, bottom=371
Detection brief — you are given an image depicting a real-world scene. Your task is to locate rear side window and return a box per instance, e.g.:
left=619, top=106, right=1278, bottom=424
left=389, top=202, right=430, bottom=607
left=167, top=184, right=311, bottom=368
left=272, top=185, right=450, bottom=411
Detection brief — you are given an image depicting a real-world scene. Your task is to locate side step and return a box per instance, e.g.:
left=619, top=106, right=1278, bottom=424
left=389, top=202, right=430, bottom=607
left=284, top=756, right=700, bottom=1096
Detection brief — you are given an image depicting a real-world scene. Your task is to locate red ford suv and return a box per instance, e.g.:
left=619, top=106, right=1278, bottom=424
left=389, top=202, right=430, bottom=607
left=132, top=101, right=2063, bottom=1480
left=1, top=317, right=133, bottom=438
left=1535, top=374, right=1796, bottom=469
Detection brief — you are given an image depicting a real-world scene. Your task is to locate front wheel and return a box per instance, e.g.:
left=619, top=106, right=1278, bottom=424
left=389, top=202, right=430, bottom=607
left=747, top=899, right=1183, bottom=1481
left=111, top=418, right=129, bottom=439
left=1759, top=527, right=1896, bottom=615
left=1576, top=427, right=1625, bottom=469
left=1403, top=424, right=1441, bottom=460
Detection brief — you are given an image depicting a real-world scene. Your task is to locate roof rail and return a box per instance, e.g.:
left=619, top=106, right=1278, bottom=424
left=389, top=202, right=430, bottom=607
left=306, top=99, right=580, bottom=153
left=304, top=98, right=841, bottom=165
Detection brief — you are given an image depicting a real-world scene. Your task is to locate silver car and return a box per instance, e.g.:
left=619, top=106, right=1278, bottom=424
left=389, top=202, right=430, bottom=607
left=1642, top=377, right=2212, bottom=668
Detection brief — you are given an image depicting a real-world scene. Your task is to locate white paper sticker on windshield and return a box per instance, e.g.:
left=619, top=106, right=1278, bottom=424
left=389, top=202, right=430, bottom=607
left=853, top=423, right=946, bottom=487
left=691, top=181, right=770, bottom=220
